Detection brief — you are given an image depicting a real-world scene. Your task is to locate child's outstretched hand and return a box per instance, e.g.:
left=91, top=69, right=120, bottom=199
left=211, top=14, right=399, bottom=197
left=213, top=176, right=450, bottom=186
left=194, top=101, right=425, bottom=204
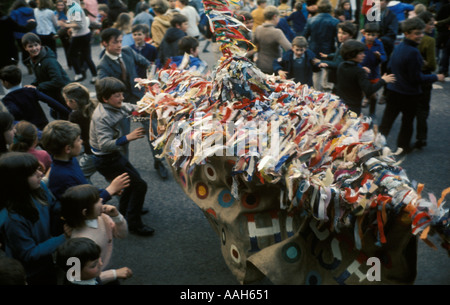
left=126, top=127, right=145, bottom=141
left=278, top=70, right=288, bottom=79
left=115, top=267, right=133, bottom=280
left=106, top=172, right=130, bottom=196
left=381, top=73, right=396, bottom=83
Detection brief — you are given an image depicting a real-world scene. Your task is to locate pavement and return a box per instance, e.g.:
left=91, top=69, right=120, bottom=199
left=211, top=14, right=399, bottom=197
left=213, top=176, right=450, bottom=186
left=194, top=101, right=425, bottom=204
left=2, top=38, right=450, bottom=286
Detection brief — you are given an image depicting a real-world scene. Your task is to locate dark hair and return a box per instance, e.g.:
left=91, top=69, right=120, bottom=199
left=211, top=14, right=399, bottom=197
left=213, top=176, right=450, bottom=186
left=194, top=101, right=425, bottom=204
left=0, top=65, right=22, bottom=86
left=178, top=36, right=199, bottom=54
left=9, top=0, right=29, bottom=13
left=0, top=152, right=46, bottom=222
left=334, top=8, right=344, bottom=16
left=364, top=22, right=380, bottom=33
left=101, top=27, right=123, bottom=43
left=132, top=23, right=150, bottom=34
left=317, top=0, right=332, bottom=13
left=151, top=0, right=168, bottom=14
left=235, top=11, right=253, bottom=23
left=0, top=112, right=14, bottom=153
left=21, top=32, right=41, bottom=47
left=178, top=0, right=189, bottom=5
left=60, top=184, right=100, bottom=228
left=338, top=20, right=356, bottom=36
left=0, top=257, right=26, bottom=285
left=340, top=39, right=365, bottom=60
left=41, top=120, right=81, bottom=155
left=417, top=11, right=434, bottom=24
left=10, top=121, right=38, bottom=153
left=171, top=13, right=188, bottom=27
left=95, top=77, right=127, bottom=103
left=56, top=237, right=101, bottom=272
left=400, top=17, right=425, bottom=33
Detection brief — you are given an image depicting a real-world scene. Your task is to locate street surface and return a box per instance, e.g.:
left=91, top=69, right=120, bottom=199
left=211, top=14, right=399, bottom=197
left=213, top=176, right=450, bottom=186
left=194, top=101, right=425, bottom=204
left=3, top=38, right=449, bottom=285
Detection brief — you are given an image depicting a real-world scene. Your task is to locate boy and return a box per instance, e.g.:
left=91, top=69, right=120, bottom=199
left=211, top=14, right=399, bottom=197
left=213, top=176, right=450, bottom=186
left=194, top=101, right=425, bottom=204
left=21, top=32, right=71, bottom=120
left=130, top=24, right=157, bottom=79
left=251, top=0, right=267, bottom=31
left=168, top=36, right=208, bottom=72
left=90, top=77, right=154, bottom=236
left=40, top=120, right=130, bottom=203
left=56, top=237, right=132, bottom=285
left=336, top=39, right=395, bottom=116
left=379, top=17, right=445, bottom=154
left=177, top=0, right=200, bottom=39
left=273, top=36, right=327, bottom=87
left=320, top=20, right=356, bottom=93
left=156, top=13, right=188, bottom=68
left=360, top=23, right=387, bottom=117
left=0, top=65, right=70, bottom=131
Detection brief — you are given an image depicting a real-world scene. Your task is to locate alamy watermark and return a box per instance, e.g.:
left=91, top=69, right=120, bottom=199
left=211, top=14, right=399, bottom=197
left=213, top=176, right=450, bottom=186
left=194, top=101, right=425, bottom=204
left=366, top=0, right=381, bottom=22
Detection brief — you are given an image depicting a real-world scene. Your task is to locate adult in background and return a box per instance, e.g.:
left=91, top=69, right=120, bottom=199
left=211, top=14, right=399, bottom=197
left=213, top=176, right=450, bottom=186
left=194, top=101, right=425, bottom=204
left=253, top=5, right=292, bottom=74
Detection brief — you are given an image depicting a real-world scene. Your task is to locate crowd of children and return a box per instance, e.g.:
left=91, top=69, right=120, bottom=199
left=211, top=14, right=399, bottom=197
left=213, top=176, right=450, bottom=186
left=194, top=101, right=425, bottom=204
left=0, top=0, right=449, bottom=285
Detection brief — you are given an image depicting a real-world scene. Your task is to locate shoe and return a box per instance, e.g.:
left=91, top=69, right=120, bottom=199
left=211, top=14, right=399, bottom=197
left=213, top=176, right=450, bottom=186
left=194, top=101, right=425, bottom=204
left=414, top=140, right=427, bottom=150
left=129, top=224, right=155, bottom=236
left=90, top=76, right=97, bottom=84
left=362, top=99, right=369, bottom=108
left=141, top=207, right=149, bottom=215
left=154, top=161, right=168, bottom=180
left=74, top=74, right=85, bottom=82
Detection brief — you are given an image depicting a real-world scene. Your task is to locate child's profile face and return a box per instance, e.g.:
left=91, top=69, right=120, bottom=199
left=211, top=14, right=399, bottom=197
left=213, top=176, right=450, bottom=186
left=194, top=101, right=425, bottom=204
left=104, top=92, right=124, bottom=108
left=363, top=31, right=378, bottom=44
left=28, top=168, right=43, bottom=190
left=132, top=31, right=146, bottom=45
left=80, top=258, right=103, bottom=281
left=337, top=28, right=351, bottom=43
left=353, top=51, right=365, bottom=63
left=63, top=94, right=79, bottom=111
left=3, top=126, right=14, bottom=146
left=292, top=45, right=306, bottom=58
left=86, top=198, right=103, bottom=219
left=180, top=21, right=189, bottom=33
left=343, top=2, right=350, bottom=10
left=69, top=136, right=83, bottom=157
left=425, top=19, right=435, bottom=34
left=24, top=42, right=42, bottom=58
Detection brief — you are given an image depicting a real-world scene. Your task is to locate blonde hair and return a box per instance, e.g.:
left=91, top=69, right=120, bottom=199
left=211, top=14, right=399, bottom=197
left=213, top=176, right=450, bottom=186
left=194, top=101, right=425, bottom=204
left=62, top=82, right=98, bottom=120
left=264, top=5, right=279, bottom=21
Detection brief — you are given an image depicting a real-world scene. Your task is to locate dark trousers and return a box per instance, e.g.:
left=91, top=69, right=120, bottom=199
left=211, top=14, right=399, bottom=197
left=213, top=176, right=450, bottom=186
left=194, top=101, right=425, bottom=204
left=416, top=84, right=432, bottom=142
left=68, top=32, right=97, bottom=76
left=94, top=152, right=147, bottom=228
left=379, top=90, right=419, bottom=150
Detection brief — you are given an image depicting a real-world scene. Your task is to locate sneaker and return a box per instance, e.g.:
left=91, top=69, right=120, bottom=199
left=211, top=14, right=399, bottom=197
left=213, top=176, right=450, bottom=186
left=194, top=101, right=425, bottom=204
left=90, top=76, right=97, bottom=84
left=129, top=224, right=155, bottom=236
left=74, top=74, right=85, bottom=82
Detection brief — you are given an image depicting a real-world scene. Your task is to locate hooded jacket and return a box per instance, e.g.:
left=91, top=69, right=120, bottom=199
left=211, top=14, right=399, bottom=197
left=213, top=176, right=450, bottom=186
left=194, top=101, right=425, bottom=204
left=151, top=13, right=173, bottom=48
left=26, top=46, right=70, bottom=104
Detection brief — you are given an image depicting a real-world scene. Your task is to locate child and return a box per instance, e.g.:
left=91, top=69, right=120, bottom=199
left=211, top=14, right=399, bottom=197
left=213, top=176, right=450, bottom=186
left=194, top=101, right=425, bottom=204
left=113, top=12, right=134, bottom=47
left=333, top=8, right=346, bottom=22
left=379, top=17, right=445, bottom=154
left=56, top=237, right=132, bottom=285
left=62, top=82, right=98, bottom=182
left=0, top=65, right=70, bottom=130
left=21, top=32, right=71, bottom=120
left=320, top=21, right=356, bottom=93
left=273, top=36, right=327, bottom=87
left=360, top=23, right=387, bottom=117
left=336, top=39, right=395, bottom=116
left=59, top=185, right=132, bottom=284
left=339, top=0, right=354, bottom=22
left=251, top=0, right=267, bottom=31
left=278, top=0, right=292, bottom=17
left=286, top=1, right=307, bottom=37
left=0, top=152, right=71, bottom=285
left=177, top=0, right=201, bottom=39
left=90, top=77, right=154, bottom=236
left=156, top=13, right=188, bottom=69
left=169, top=36, right=208, bottom=73
left=10, top=120, right=52, bottom=173
left=130, top=24, right=158, bottom=79
left=0, top=112, right=15, bottom=154
left=41, top=120, right=130, bottom=203
left=235, top=11, right=256, bottom=60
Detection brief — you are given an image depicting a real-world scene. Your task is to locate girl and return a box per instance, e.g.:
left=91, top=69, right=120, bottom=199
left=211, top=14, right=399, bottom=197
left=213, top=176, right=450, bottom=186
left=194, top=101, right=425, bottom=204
left=0, top=152, right=71, bottom=285
left=60, top=184, right=131, bottom=284
left=113, top=12, right=134, bottom=46
left=10, top=120, right=52, bottom=173
left=0, top=112, right=15, bottom=154
left=34, top=0, right=58, bottom=55
left=62, top=82, right=98, bottom=182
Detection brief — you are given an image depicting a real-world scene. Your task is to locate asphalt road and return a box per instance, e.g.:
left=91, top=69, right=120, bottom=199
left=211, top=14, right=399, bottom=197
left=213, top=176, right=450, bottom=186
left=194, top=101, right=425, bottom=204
left=4, top=38, right=450, bottom=286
